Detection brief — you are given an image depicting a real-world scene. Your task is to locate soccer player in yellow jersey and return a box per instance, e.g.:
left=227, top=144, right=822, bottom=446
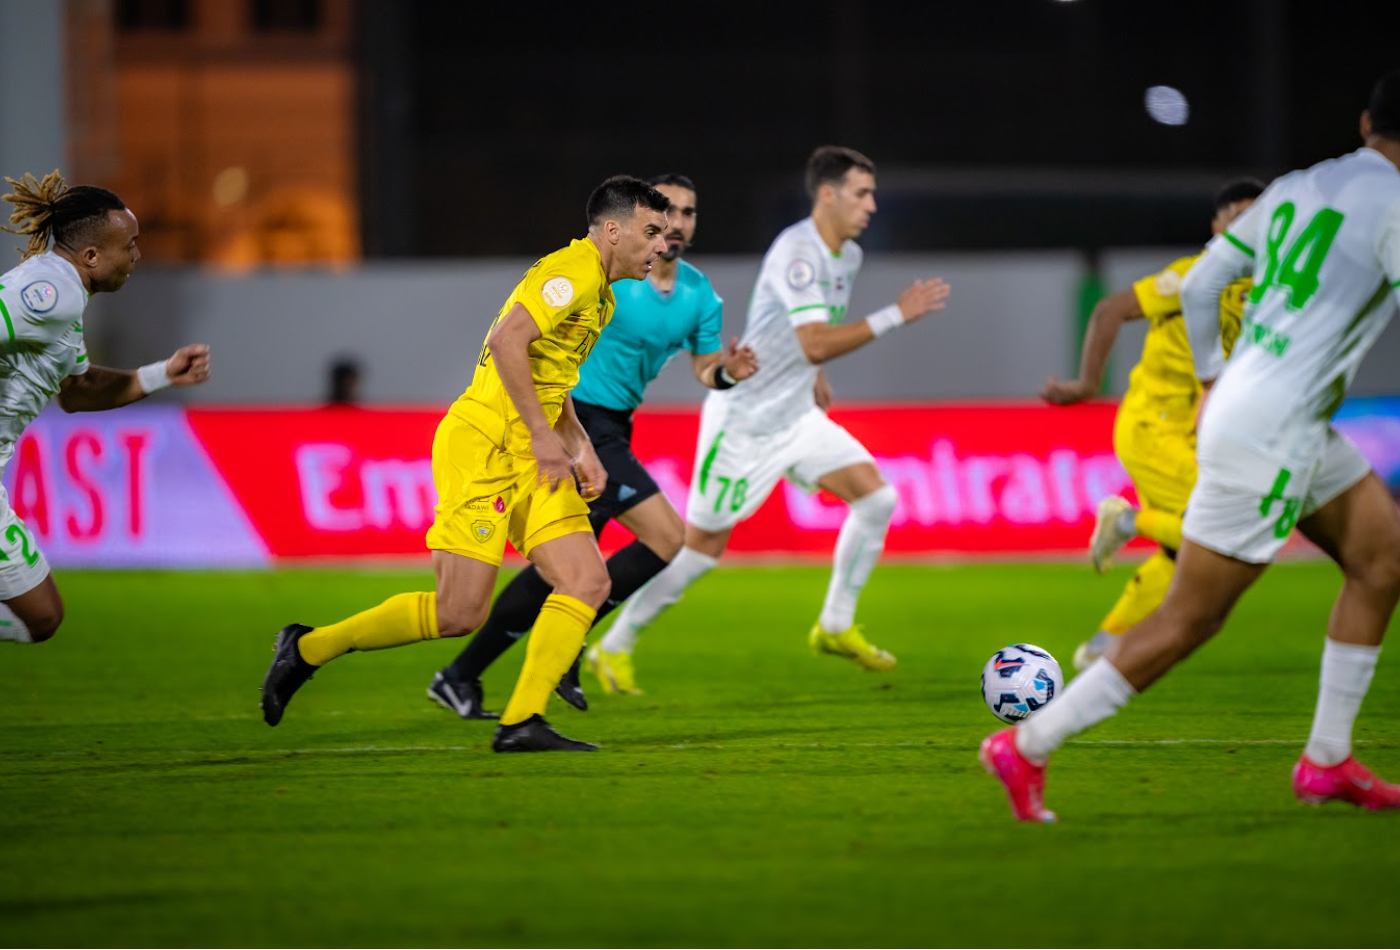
left=1040, top=178, right=1264, bottom=671
left=260, top=176, right=670, bottom=751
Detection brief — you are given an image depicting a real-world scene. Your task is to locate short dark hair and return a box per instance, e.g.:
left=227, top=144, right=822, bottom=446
left=586, top=175, right=669, bottom=227
left=1214, top=177, right=1266, bottom=213
left=647, top=172, right=696, bottom=192
left=1368, top=68, right=1400, bottom=138
left=805, top=145, right=875, bottom=200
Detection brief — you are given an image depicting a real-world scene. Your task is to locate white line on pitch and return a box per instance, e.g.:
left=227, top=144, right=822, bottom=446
left=40, top=737, right=1380, bottom=759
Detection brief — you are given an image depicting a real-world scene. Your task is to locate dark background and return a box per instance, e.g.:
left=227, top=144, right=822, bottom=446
left=354, top=0, right=1400, bottom=257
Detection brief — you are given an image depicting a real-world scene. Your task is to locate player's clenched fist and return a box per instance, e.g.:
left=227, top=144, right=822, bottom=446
left=165, top=344, right=211, bottom=387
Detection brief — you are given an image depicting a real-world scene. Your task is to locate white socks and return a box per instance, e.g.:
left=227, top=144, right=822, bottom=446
left=600, top=547, right=718, bottom=654
left=1014, top=638, right=1380, bottom=768
left=1304, top=639, right=1380, bottom=767
left=0, top=604, right=34, bottom=643
left=1016, top=658, right=1137, bottom=763
left=1012, top=638, right=1380, bottom=768
left=818, top=485, right=897, bottom=633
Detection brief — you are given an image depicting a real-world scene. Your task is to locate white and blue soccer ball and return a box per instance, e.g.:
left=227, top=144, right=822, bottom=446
left=981, top=644, right=1063, bottom=723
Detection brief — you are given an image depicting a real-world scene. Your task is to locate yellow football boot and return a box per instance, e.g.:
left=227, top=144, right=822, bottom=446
left=585, top=645, right=644, bottom=695
left=808, top=623, right=896, bottom=672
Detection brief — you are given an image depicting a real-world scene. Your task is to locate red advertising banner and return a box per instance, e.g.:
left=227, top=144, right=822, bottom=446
left=608, top=403, right=1134, bottom=555
left=183, top=402, right=1136, bottom=561
left=14, top=399, right=1394, bottom=566
left=185, top=408, right=442, bottom=558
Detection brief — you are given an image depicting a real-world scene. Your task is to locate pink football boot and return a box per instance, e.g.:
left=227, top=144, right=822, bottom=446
left=980, top=726, right=1057, bottom=823
left=1293, top=755, right=1400, bottom=811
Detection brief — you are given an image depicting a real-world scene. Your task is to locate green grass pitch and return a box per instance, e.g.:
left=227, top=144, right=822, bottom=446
left=3, top=561, right=1399, bottom=947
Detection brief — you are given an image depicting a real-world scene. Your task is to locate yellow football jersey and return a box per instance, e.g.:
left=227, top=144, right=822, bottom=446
left=1121, top=253, right=1251, bottom=432
left=451, top=238, right=614, bottom=455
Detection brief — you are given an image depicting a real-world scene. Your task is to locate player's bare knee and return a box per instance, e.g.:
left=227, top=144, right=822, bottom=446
left=557, top=568, right=611, bottom=610
left=580, top=570, right=612, bottom=609
left=436, top=602, right=488, bottom=638
left=1357, top=542, right=1400, bottom=599
left=28, top=611, right=62, bottom=642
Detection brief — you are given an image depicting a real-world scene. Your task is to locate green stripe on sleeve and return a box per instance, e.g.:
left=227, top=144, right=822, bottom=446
left=1391, top=278, right=1400, bottom=288
left=0, top=285, right=14, bottom=342
left=789, top=304, right=828, bottom=315
left=1222, top=232, right=1255, bottom=257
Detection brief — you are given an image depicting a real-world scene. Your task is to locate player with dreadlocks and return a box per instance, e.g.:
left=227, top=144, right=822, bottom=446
left=0, top=169, right=211, bottom=644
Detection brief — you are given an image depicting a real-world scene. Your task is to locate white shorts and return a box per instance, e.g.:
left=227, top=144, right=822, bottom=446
left=1183, top=427, right=1372, bottom=564
left=685, top=405, right=875, bottom=532
left=0, top=485, right=50, bottom=599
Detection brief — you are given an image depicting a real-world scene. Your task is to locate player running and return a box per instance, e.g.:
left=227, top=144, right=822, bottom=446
left=603, top=145, right=951, bottom=683
left=983, top=68, right=1400, bottom=821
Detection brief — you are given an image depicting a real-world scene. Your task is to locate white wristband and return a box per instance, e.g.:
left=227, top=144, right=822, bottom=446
left=137, top=360, right=171, bottom=394
left=865, top=304, right=904, bottom=338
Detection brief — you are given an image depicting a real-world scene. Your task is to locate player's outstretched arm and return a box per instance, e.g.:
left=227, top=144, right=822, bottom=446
left=1039, top=290, right=1141, bottom=405
left=794, top=278, right=951, bottom=364
left=691, top=337, right=758, bottom=389
left=56, top=343, right=210, bottom=413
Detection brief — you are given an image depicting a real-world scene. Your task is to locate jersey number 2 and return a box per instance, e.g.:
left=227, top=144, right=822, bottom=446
left=0, top=524, right=39, bottom=567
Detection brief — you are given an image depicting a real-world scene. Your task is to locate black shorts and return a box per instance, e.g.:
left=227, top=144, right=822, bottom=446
left=575, top=399, right=661, bottom=534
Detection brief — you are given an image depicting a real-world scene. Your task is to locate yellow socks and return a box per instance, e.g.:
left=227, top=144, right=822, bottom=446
left=1134, top=509, right=1183, bottom=551
left=297, top=591, right=440, bottom=666
left=500, top=594, right=596, bottom=725
left=1099, top=551, right=1175, bottom=636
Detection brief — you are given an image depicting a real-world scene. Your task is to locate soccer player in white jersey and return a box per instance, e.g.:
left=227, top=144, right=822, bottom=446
left=0, top=170, right=210, bottom=644
left=605, top=145, right=950, bottom=680
left=982, top=70, right=1400, bottom=822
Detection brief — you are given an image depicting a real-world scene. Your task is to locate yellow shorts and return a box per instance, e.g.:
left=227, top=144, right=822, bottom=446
left=1113, top=412, right=1197, bottom=516
left=425, top=412, right=592, bottom=566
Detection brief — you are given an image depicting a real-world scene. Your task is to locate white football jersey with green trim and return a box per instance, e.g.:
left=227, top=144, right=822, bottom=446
left=0, top=251, right=90, bottom=472
left=1186, top=147, right=1400, bottom=467
left=709, top=216, right=861, bottom=433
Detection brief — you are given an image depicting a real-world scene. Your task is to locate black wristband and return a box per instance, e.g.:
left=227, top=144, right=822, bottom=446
left=712, top=365, right=738, bottom=390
